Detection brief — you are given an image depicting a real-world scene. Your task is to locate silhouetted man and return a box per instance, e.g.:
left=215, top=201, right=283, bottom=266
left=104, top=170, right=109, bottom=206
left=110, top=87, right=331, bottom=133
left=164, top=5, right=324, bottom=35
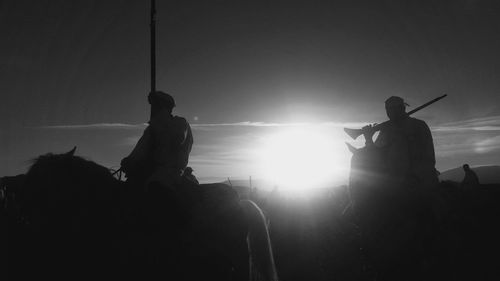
left=358, top=96, right=440, bottom=267
left=461, top=164, right=480, bottom=190
left=363, top=96, right=438, bottom=188
left=121, top=91, right=193, bottom=189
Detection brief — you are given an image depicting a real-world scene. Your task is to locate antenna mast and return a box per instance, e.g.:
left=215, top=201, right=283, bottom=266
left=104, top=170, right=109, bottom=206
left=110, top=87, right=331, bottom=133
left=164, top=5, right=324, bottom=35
left=150, top=0, right=156, bottom=93
left=149, top=0, right=157, bottom=121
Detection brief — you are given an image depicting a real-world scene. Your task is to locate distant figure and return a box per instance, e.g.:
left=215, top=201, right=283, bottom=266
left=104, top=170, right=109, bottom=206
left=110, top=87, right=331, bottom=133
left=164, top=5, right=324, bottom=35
left=363, top=96, right=438, bottom=188
left=121, top=91, right=193, bottom=189
left=461, top=164, right=480, bottom=190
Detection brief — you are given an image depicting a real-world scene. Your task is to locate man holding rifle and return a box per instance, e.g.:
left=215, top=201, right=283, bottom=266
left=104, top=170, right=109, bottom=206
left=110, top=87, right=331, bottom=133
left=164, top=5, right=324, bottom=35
left=362, top=96, right=438, bottom=189
left=346, top=95, right=442, bottom=281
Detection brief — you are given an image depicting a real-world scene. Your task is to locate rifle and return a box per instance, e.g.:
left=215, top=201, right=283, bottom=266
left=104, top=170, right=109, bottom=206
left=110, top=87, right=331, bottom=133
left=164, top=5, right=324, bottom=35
left=344, top=94, right=447, bottom=140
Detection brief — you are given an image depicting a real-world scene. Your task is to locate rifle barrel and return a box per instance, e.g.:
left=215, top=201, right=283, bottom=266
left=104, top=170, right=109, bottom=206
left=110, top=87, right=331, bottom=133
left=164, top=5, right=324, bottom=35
left=407, top=94, right=447, bottom=116
left=343, top=94, right=448, bottom=139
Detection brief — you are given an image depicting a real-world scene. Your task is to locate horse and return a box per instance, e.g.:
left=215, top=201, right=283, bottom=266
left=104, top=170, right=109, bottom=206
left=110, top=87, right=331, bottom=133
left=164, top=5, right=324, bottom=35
left=346, top=145, right=438, bottom=280
left=7, top=148, right=278, bottom=281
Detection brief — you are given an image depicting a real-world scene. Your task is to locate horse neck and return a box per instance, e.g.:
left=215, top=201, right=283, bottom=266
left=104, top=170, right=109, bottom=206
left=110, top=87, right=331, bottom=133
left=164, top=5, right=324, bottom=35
left=28, top=155, right=116, bottom=188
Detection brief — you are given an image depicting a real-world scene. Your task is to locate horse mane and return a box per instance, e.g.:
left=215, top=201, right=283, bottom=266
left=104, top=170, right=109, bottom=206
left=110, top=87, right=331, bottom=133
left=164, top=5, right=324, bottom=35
left=27, top=152, right=116, bottom=184
left=20, top=151, right=120, bottom=223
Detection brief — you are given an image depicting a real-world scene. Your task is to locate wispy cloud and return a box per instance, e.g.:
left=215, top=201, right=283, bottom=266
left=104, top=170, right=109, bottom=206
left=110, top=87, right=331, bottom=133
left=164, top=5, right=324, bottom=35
left=24, top=116, right=500, bottom=183
left=191, top=121, right=367, bottom=133
left=189, top=116, right=500, bottom=131
left=433, top=126, right=500, bottom=132
left=474, top=135, right=500, bottom=154
left=192, top=116, right=500, bottom=132
left=434, top=133, right=500, bottom=162
left=37, top=123, right=147, bottom=130
left=37, top=120, right=366, bottom=130
left=432, top=116, right=500, bottom=163
left=192, top=121, right=365, bottom=127
left=433, top=116, right=500, bottom=132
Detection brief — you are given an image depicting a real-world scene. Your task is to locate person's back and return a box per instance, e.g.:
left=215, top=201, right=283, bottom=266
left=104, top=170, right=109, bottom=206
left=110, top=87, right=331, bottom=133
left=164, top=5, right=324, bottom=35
left=121, top=91, right=193, bottom=188
left=149, top=110, right=193, bottom=170
left=364, top=96, right=438, bottom=188
left=375, top=116, right=437, bottom=187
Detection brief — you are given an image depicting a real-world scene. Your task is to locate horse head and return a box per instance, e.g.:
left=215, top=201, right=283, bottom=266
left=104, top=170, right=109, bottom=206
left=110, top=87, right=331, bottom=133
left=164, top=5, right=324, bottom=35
left=20, top=148, right=119, bottom=235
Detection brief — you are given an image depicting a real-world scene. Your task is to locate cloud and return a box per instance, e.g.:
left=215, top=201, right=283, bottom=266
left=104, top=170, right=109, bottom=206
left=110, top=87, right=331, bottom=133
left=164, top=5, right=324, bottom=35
left=192, top=121, right=284, bottom=127
left=433, top=116, right=500, bottom=132
left=418, top=116, right=500, bottom=169
left=432, top=116, right=500, bottom=157
left=37, top=123, right=147, bottom=130
left=190, top=121, right=367, bottom=134
left=192, top=121, right=363, bottom=127
left=474, top=135, right=500, bottom=154
left=36, top=120, right=368, bottom=131
left=36, top=115, right=500, bottom=132
left=433, top=126, right=500, bottom=132
left=31, top=117, right=500, bottom=183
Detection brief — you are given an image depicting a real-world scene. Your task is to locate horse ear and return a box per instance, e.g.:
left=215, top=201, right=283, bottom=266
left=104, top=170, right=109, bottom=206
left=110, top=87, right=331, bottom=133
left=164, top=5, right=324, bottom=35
left=66, top=146, right=77, bottom=156
left=345, top=142, right=358, bottom=154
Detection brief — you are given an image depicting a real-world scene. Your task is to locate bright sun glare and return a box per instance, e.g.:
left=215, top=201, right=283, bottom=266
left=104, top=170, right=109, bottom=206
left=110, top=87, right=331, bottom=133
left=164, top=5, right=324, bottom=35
left=257, top=126, right=348, bottom=192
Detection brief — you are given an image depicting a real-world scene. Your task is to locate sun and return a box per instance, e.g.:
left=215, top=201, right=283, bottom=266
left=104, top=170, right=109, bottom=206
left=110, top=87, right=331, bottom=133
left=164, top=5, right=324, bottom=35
left=257, top=126, right=347, bottom=192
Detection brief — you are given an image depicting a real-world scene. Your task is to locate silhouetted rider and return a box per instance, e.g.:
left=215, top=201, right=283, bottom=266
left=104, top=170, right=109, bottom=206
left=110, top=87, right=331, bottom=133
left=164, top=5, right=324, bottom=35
left=461, top=164, right=480, bottom=190
left=121, top=91, right=193, bottom=189
left=363, top=96, right=438, bottom=188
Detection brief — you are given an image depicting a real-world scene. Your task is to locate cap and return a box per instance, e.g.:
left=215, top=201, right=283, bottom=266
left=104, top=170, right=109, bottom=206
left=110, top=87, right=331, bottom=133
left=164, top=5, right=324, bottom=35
left=385, top=96, right=409, bottom=107
left=148, top=91, right=176, bottom=108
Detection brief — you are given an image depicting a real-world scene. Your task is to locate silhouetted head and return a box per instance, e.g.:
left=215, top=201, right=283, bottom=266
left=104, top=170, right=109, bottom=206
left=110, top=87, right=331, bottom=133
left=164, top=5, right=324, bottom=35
left=385, top=96, right=408, bottom=121
left=148, top=91, right=176, bottom=113
left=463, top=164, right=470, bottom=171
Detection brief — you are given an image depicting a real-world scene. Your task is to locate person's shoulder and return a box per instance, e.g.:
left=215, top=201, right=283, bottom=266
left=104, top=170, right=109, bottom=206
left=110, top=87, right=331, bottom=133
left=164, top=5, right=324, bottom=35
left=405, top=117, right=432, bottom=134
left=407, top=117, right=429, bottom=127
left=173, top=115, right=188, bottom=122
left=173, top=116, right=191, bottom=127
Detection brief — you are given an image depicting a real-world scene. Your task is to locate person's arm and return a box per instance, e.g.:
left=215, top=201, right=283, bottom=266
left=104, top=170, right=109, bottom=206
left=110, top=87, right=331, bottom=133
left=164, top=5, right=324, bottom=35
left=411, top=120, right=438, bottom=186
left=121, top=126, right=152, bottom=171
left=363, top=124, right=376, bottom=147
left=172, top=117, right=189, bottom=146
left=174, top=118, right=193, bottom=168
left=183, top=122, right=193, bottom=149
left=419, top=121, right=436, bottom=167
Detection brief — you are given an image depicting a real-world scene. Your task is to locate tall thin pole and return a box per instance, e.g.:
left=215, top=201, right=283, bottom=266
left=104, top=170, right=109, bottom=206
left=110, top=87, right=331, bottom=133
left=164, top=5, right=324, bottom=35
left=150, top=0, right=156, bottom=93
left=149, top=0, right=156, bottom=121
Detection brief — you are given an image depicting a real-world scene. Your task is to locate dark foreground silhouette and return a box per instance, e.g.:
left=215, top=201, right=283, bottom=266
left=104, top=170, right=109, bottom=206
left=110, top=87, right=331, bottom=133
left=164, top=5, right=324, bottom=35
left=3, top=148, right=500, bottom=281
left=340, top=145, right=500, bottom=281
left=3, top=149, right=277, bottom=281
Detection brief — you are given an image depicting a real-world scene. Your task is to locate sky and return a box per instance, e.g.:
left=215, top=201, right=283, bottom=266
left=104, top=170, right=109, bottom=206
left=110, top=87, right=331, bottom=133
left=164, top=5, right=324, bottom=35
left=1, top=0, right=499, bottom=186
